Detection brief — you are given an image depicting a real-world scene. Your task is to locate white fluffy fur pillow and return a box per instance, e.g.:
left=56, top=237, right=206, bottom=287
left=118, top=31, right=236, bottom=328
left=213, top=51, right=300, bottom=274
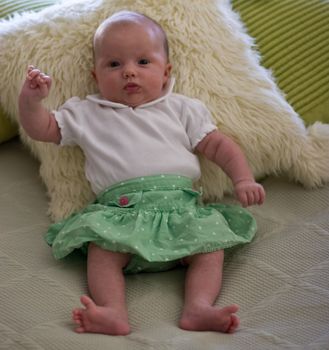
left=1, top=0, right=328, bottom=220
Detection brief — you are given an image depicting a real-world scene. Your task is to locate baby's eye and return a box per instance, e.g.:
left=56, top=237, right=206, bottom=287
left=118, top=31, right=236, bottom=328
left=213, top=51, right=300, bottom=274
left=109, top=61, right=120, bottom=68
left=138, top=59, right=150, bottom=65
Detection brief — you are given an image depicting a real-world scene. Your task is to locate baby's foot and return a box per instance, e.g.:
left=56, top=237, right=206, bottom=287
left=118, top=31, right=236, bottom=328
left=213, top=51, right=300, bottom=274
left=72, top=295, right=130, bottom=335
left=179, top=304, right=240, bottom=333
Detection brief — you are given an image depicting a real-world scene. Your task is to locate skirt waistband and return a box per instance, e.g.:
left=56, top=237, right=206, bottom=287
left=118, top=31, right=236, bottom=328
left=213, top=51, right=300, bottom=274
left=98, top=175, right=195, bottom=200
left=96, top=175, right=199, bottom=209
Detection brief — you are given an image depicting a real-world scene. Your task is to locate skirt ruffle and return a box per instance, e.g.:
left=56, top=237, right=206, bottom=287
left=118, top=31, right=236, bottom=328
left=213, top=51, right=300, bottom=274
left=46, top=175, right=257, bottom=273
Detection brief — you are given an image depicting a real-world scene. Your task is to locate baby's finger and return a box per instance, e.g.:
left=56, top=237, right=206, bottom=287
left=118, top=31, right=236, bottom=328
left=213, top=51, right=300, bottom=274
left=38, top=73, right=47, bottom=83
left=39, top=77, right=51, bottom=96
left=27, top=68, right=41, bottom=81
left=28, top=71, right=51, bottom=90
left=27, top=65, right=35, bottom=73
left=246, top=190, right=255, bottom=206
left=258, top=187, right=266, bottom=205
left=237, top=191, right=248, bottom=207
left=252, top=189, right=260, bottom=205
left=39, top=73, right=52, bottom=88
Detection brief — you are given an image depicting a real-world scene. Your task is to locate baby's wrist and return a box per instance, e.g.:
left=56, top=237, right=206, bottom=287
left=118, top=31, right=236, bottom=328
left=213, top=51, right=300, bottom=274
left=25, top=95, right=45, bottom=107
left=233, top=178, right=255, bottom=186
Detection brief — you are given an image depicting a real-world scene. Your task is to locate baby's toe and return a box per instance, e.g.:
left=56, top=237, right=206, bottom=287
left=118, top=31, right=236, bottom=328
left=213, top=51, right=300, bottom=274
left=226, top=315, right=240, bottom=333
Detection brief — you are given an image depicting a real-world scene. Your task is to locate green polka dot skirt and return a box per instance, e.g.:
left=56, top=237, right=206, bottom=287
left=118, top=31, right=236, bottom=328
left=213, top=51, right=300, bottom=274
left=46, top=175, right=257, bottom=273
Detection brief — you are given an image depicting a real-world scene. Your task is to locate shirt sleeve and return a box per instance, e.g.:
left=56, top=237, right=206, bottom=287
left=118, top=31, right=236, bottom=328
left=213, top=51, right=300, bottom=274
left=53, top=97, right=84, bottom=146
left=181, top=97, right=217, bottom=149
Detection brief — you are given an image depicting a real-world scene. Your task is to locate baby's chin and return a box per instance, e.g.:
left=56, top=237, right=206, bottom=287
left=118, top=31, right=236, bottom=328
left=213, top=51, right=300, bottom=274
left=101, top=89, right=166, bottom=108
left=114, top=96, right=155, bottom=108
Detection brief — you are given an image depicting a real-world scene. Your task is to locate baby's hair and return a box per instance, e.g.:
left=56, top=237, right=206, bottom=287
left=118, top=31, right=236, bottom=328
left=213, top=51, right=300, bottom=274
left=93, top=11, right=170, bottom=62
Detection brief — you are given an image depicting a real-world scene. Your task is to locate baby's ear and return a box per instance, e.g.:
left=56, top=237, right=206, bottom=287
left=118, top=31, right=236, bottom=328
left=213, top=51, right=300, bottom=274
left=163, top=63, right=172, bottom=87
left=165, top=63, right=172, bottom=78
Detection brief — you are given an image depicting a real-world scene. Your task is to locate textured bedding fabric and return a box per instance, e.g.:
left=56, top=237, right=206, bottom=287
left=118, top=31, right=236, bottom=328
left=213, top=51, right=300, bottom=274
left=1, top=138, right=329, bottom=350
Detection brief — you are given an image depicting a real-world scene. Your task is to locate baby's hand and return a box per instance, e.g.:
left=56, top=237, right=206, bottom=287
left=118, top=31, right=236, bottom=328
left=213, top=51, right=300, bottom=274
left=21, top=65, right=52, bottom=100
left=234, top=180, right=265, bottom=207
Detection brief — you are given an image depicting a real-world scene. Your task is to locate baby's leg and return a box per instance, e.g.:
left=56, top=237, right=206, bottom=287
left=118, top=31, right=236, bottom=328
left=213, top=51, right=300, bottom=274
left=179, top=250, right=240, bottom=333
left=72, top=243, right=131, bottom=335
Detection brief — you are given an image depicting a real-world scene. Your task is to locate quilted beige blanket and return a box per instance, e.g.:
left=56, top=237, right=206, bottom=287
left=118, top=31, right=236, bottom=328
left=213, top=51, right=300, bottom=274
left=1, top=138, right=328, bottom=350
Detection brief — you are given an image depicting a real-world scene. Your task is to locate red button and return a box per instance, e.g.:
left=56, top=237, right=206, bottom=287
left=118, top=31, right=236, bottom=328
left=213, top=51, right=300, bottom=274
left=119, top=196, right=129, bottom=206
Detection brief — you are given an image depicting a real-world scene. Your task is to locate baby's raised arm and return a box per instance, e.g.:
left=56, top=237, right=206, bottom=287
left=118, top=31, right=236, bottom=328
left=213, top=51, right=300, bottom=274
left=19, top=66, right=61, bottom=144
left=196, top=130, right=265, bottom=207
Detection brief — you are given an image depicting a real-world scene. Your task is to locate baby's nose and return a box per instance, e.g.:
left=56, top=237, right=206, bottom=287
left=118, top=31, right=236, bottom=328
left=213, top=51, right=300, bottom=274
left=123, top=66, right=136, bottom=78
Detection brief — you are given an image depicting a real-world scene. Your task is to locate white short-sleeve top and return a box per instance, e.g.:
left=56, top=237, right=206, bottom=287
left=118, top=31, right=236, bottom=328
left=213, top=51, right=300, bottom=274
left=54, top=79, right=217, bottom=194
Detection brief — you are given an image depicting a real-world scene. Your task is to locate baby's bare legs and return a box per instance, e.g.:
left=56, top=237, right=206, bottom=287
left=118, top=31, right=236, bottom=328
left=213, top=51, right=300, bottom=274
left=72, top=243, right=131, bottom=335
left=179, top=250, right=240, bottom=333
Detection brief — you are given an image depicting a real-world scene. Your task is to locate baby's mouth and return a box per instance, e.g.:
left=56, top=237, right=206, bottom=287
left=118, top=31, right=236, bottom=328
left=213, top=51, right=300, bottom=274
left=124, top=83, right=140, bottom=92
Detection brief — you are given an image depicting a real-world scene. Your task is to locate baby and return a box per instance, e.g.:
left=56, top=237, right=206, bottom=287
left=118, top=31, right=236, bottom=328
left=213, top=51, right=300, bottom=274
left=19, top=11, right=265, bottom=335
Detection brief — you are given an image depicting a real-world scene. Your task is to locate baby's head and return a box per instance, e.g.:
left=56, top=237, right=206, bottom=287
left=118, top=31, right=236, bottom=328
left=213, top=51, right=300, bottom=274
left=92, top=11, right=172, bottom=107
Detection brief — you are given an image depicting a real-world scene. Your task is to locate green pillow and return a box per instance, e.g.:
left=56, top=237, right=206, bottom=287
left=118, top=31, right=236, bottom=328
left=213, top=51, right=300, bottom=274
left=0, top=0, right=59, bottom=143
left=0, top=0, right=57, bottom=18
left=232, top=0, right=329, bottom=124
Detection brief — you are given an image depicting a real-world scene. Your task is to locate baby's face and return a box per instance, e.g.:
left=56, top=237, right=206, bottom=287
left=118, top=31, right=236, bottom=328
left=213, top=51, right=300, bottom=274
left=92, top=20, right=172, bottom=107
